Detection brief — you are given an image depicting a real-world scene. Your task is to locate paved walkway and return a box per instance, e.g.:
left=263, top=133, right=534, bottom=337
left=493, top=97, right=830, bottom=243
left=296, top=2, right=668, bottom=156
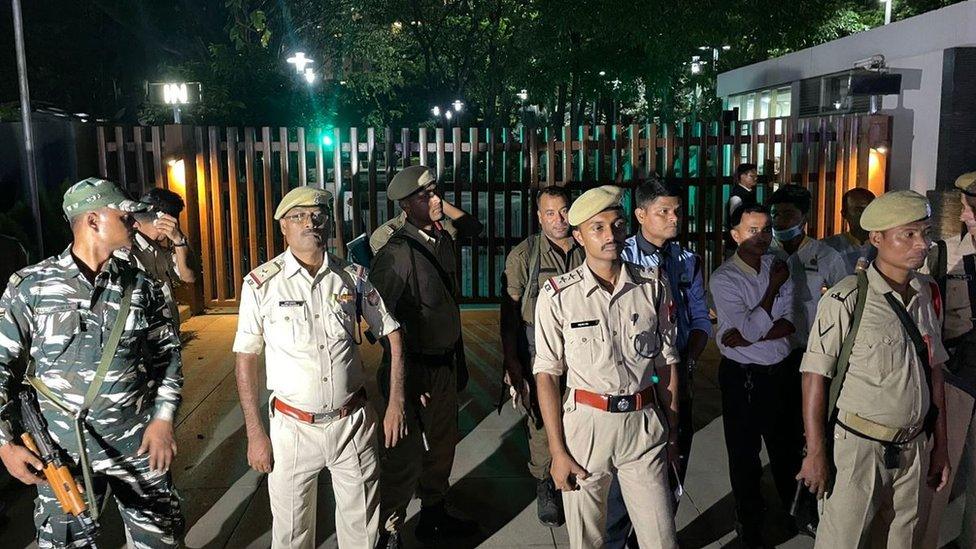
left=0, top=310, right=964, bottom=547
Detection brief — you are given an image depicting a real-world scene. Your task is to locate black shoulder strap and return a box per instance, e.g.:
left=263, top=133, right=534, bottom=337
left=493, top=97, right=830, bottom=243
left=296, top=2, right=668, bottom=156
left=882, top=290, right=937, bottom=431
left=931, top=240, right=948, bottom=301
left=393, top=232, right=457, bottom=304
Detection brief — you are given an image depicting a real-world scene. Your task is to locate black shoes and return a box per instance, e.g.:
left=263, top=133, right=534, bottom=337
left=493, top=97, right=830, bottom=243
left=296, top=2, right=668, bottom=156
left=536, top=477, right=565, bottom=527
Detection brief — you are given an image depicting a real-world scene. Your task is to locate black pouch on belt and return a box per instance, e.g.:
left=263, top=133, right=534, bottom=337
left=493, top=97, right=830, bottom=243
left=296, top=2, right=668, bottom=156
left=883, top=443, right=900, bottom=470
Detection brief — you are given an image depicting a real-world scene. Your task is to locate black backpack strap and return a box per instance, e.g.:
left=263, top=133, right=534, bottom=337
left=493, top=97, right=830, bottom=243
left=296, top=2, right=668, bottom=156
left=882, top=290, right=938, bottom=432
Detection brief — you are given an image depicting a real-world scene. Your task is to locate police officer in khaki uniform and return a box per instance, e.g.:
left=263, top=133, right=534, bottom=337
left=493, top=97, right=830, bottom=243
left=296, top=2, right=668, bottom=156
left=921, top=171, right=976, bottom=547
left=369, top=166, right=482, bottom=547
left=797, top=190, right=952, bottom=548
left=233, top=186, right=405, bottom=549
left=501, top=185, right=584, bottom=526
left=534, top=185, right=680, bottom=549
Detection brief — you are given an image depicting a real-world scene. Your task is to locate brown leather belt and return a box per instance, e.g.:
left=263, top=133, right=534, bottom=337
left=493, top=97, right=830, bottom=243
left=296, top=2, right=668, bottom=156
left=273, top=388, right=367, bottom=424
left=574, top=386, right=657, bottom=413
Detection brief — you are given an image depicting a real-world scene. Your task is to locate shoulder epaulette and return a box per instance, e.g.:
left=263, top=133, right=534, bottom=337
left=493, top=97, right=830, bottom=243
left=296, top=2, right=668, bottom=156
left=542, top=267, right=585, bottom=296
left=827, top=276, right=859, bottom=302
left=246, top=258, right=285, bottom=288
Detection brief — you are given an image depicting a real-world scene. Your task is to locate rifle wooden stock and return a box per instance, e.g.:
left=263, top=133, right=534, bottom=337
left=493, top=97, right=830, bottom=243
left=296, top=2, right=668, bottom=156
left=20, top=432, right=88, bottom=516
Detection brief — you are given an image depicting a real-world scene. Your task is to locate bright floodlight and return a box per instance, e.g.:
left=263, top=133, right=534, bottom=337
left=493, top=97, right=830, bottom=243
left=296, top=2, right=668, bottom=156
left=304, top=68, right=317, bottom=83
left=690, top=62, right=701, bottom=75
left=722, top=45, right=732, bottom=50
left=452, top=100, right=463, bottom=112
left=431, top=106, right=441, bottom=117
left=598, top=70, right=606, bottom=77
left=517, top=89, right=528, bottom=101
left=445, top=111, right=453, bottom=120
left=163, top=83, right=189, bottom=105
left=287, top=52, right=314, bottom=74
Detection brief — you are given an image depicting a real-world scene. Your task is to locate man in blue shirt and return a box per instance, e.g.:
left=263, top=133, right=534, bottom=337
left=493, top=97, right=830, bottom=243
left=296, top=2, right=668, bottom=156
left=605, top=178, right=712, bottom=546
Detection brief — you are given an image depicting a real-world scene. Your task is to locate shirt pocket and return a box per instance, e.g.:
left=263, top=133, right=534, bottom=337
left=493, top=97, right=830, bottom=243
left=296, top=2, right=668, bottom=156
left=33, top=306, right=84, bottom=365
left=566, top=321, right=605, bottom=364
left=267, top=304, right=313, bottom=347
left=628, top=313, right=664, bottom=360
left=326, top=301, right=357, bottom=341
left=857, top=331, right=903, bottom=378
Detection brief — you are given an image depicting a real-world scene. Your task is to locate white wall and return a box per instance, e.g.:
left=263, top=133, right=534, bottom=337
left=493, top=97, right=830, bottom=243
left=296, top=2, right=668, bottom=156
left=880, top=50, right=945, bottom=193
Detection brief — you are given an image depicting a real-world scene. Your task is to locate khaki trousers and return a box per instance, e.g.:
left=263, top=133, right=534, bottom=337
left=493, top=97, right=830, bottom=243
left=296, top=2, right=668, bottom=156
left=379, top=365, right=458, bottom=532
left=268, top=403, right=380, bottom=549
left=815, top=423, right=930, bottom=549
left=920, top=382, right=976, bottom=548
left=561, top=392, right=677, bottom=549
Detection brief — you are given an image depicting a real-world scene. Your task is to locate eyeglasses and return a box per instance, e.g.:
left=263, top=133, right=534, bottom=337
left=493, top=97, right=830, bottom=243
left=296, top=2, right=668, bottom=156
left=282, top=211, right=328, bottom=225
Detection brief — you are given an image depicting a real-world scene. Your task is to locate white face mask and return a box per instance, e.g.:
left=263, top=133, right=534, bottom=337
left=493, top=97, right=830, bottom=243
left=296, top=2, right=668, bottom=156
left=773, top=223, right=804, bottom=242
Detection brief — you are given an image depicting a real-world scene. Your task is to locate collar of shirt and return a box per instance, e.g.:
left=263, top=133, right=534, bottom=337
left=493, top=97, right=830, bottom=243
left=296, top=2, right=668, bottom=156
left=540, top=233, right=580, bottom=261
left=866, top=261, right=923, bottom=304
left=843, top=232, right=867, bottom=247
left=59, top=246, right=125, bottom=291
left=581, top=262, right=636, bottom=298
left=731, top=251, right=763, bottom=276
left=634, top=231, right=662, bottom=257
left=402, top=220, right=440, bottom=245
left=282, top=248, right=332, bottom=284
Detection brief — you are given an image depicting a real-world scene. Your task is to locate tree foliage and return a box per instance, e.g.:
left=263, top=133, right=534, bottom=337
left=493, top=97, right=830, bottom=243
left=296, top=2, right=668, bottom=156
left=0, top=0, right=965, bottom=127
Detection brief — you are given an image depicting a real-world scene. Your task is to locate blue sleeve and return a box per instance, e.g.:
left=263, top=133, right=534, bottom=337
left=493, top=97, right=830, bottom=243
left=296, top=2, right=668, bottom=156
left=686, top=255, right=713, bottom=338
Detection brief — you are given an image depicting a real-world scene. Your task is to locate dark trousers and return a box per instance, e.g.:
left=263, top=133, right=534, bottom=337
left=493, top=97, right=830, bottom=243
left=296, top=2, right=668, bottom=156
left=605, top=360, right=695, bottom=548
left=719, top=350, right=804, bottom=539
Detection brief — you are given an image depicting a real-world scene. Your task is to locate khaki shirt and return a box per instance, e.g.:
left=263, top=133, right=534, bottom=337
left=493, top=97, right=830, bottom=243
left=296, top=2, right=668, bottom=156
left=233, top=249, right=400, bottom=412
left=504, top=234, right=585, bottom=324
left=131, top=232, right=182, bottom=323
left=369, top=211, right=482, bottom=254
left=369, top=221, right=463, bottom=354
left=801, top=264, right=948, bottom=430
left=939, top=232, right=976, bottom=340
left=533, top=263, right=680, bottom=395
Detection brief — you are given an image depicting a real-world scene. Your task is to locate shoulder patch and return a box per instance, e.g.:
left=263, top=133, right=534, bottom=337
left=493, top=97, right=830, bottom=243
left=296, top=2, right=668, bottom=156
left=542, top=267, right=585, bottom=296
left=7, top=272, right=22, bottom=288
left=828, top=286, right=857, bottom=302
left=246, top=258, right=284, bottom=288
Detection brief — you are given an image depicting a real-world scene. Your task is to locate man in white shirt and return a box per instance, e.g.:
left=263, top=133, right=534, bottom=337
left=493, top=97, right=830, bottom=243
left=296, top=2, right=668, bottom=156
left=823, top=188, right=876, bottom=274
left=768, top=184, right=847, bottom=350
left=709, top=204, right=802, bottom=548
left=233, top=186, right=405, bottom=549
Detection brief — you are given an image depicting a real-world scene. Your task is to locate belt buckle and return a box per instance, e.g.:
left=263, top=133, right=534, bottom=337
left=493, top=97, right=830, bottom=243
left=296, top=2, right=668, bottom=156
left=609, top=395, right=636, bottom=413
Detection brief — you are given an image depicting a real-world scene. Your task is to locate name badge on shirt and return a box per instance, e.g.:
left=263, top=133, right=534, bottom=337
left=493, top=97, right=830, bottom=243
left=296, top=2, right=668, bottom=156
left=570, top=319, right=599, bottom=328
left=334, top=292, right=356, bottom=304
left=278, top=300, right=305, bottom=307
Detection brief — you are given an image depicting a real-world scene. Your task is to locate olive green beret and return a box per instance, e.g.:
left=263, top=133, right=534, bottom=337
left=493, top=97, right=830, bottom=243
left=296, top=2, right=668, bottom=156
left=273, top=186, right=332, bottom=220
left=388, top=165, right=437, bottom=201
left=63, top=177, right=150, bottom=218
left=860, top=190, right=931, bottom=231
left=568, top=185, right=623, bottom=226
left=954, top=172, right=976, bottom=197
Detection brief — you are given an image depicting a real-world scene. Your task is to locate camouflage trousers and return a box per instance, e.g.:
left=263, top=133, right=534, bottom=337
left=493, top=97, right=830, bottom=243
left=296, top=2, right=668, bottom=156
left=33, top=414, right=184, bottom=549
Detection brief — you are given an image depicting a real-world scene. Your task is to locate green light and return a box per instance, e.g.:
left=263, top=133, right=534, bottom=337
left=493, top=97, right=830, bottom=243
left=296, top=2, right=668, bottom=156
left=322, top=133, right=334, bottom=147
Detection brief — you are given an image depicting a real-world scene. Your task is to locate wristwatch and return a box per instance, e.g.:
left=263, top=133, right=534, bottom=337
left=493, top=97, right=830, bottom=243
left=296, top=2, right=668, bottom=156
left=173, top=238, right=188, bottom=248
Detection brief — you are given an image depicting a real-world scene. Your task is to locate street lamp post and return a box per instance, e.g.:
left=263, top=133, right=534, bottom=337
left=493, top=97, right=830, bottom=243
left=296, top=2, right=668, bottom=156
left=881, top=0, right=893, bottom=24
left=11, top=0, right=44, bottom=258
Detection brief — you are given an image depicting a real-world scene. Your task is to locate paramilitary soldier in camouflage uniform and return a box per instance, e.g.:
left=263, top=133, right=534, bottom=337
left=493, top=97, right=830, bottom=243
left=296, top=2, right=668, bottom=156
left=921, top=171, right=976, bottom=548
left=501, top=185, right=584, bottom=526
left=798, top=190, right=951, bottom=548
left=0, top=178, right=185, bottom=547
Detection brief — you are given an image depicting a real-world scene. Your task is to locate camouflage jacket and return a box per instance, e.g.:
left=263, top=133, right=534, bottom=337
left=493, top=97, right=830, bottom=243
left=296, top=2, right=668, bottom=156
left=0, top=247, right=183, bottom=445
